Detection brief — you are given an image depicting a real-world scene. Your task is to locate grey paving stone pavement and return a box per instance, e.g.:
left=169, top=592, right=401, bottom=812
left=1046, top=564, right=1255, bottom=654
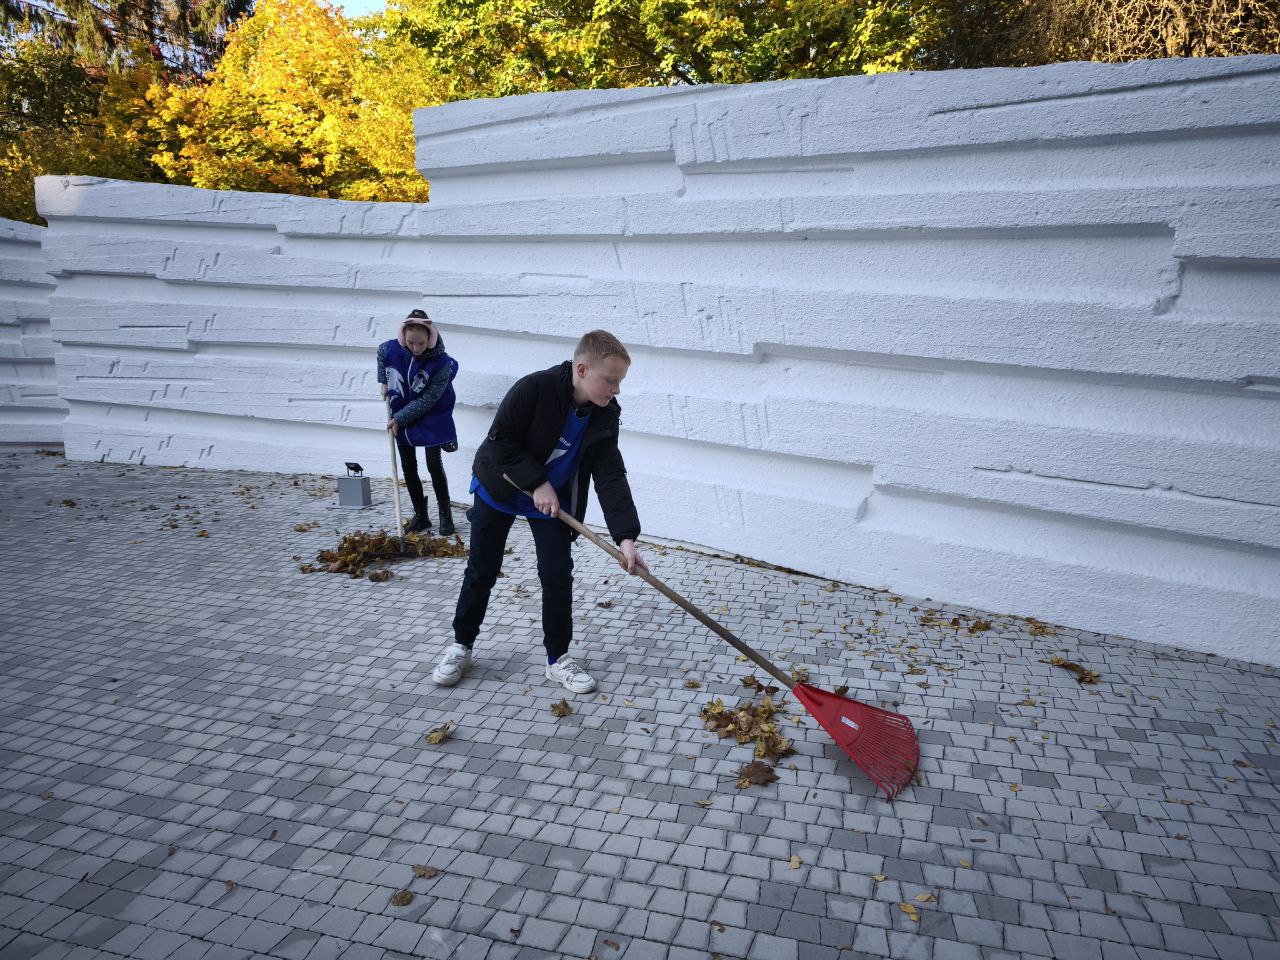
left=1, top=451, right=1278, bottom=960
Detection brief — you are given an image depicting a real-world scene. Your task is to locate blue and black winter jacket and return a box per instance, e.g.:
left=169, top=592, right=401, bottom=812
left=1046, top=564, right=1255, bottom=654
left=376, top=336, right=459, bottom=449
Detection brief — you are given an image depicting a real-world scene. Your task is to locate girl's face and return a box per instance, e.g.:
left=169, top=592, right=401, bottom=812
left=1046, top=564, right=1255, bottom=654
left=403, top=323, right=434, bottom=355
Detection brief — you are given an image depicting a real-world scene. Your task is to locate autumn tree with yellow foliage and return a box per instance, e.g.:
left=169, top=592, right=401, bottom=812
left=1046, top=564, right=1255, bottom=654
left=147, top=0, right=429, bottom=201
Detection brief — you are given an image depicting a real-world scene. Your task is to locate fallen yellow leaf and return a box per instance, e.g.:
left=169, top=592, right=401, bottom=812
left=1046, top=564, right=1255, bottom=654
left=789, top=854, right=801, bottom=869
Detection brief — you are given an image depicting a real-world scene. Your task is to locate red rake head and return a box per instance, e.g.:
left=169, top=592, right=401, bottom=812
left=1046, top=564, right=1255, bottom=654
left=793, top=682, right=920, bottom=800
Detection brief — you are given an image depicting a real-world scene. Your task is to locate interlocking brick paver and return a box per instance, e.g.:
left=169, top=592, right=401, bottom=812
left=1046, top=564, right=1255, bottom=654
left=0, top=452, right=1278, bottom=960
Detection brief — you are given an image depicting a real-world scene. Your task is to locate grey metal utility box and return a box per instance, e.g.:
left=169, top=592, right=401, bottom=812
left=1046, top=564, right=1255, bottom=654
left=338, top=475, right=372, bottom=508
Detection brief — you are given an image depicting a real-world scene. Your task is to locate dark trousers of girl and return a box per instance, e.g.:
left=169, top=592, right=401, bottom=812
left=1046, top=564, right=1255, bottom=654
left=398, top=443, right=454, bottom=534
left=452, top=496, right=574, bottom=660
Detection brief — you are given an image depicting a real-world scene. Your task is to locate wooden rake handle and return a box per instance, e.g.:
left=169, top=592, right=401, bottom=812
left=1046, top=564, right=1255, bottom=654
left=503, top=474, right=795, bottom=691
left=386, top=399, right=406, bottom=552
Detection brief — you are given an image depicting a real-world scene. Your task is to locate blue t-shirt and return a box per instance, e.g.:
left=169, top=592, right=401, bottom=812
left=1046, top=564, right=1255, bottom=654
left=472, top=406, right=593, bottom=520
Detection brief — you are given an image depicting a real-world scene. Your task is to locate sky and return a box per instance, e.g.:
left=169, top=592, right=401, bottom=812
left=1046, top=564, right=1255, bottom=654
left=337, top=0, right=387, bottom=17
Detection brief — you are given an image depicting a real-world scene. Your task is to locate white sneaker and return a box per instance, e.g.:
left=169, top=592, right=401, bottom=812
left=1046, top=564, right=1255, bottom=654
left=545, top=656, right=596, bottom=694
left=432, top=643, right=472, bottom=686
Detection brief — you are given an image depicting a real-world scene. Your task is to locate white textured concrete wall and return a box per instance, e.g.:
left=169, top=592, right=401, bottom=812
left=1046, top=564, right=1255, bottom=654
left=0, top=218, right=62, bottom=445
left=29, top=55, right=1280, bottom=666
left=35, top=179, right=431, bottom=474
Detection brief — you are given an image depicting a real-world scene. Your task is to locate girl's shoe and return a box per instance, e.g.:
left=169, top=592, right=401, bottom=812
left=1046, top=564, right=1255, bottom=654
left=437, top=502, right=456, bottom=537
left=404, top=512, right=433, bottom=534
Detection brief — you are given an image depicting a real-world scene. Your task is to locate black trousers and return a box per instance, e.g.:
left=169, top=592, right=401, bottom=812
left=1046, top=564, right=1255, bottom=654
left=397, top=443, right=449, bottom=516
left=452, top=495, right=574, bottom=659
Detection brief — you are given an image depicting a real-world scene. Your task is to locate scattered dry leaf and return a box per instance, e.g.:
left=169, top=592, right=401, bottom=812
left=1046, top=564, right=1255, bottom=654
left=710, top=920, right=725, bottom=933
left=873, top=874, right=888, bottom=882
left=224, top=880, right=234, bottom=893
left=915, top=892, right=937, bottom=903
left=551, top=699, right=573, bottom=719
left=789, top=854, right=802, bottom=870
left=1010, top=783, right=1021, bottom=792
left=603, top=940, right=620, bottom=950
left=741, top=675, right=780, bottom=696
left=958, top=859, right=971, bottom=868
left=1045, top=656, right=1101, bottom=685
left=834, top=685, right=850, bottom=697
left=390, top=890, right=413, bottom=907
left=368, top=569, right=394, bottom=582
left=684, top=679, right=701, bottom=689
left=899, top=902, right=920, bottom=921
left=426, top=722, right=452, bottom=745
left=736, top=760, right=780, bottom=789
left=596, top=600, right=613, bottom=609
left=696, top=799, right=712, bottom=808
left=412, top=865, right=439, bottom=879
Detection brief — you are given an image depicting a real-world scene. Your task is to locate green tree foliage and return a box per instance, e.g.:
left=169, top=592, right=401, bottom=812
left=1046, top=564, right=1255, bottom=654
left=0, top=36, right=167, bottom=221
left=3, top=0, right=253, bottom=75
left=372, top=0, right=972, bottom=97
left=3, top=0, right=1278, bottom=225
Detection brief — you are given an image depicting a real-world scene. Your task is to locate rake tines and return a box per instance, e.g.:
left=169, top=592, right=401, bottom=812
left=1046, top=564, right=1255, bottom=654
left=793, top=683, right=920, bottom=800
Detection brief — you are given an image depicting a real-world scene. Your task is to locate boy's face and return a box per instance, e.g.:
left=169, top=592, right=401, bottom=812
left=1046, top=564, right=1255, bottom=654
left=404, top=324, right=433, bottom=355
left=574, top=355, right=629, bottom=407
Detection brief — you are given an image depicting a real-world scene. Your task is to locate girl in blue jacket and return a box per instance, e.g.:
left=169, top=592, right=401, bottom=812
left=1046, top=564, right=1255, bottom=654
left=377, top=309, right=459, bottom=536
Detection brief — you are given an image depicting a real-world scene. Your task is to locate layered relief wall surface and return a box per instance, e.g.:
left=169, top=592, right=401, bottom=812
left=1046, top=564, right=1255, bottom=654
left=34, top=56, right=1280, bottom=664
left=0, top=218, right=60, bottom=445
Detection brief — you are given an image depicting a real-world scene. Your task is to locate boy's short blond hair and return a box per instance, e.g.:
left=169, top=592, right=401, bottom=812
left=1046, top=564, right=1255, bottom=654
left=574, top=330, right=631, bottom=366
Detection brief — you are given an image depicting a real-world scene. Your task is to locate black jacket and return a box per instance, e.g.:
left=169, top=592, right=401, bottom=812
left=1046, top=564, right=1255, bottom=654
left=472, top=361, right=641, bottom=544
